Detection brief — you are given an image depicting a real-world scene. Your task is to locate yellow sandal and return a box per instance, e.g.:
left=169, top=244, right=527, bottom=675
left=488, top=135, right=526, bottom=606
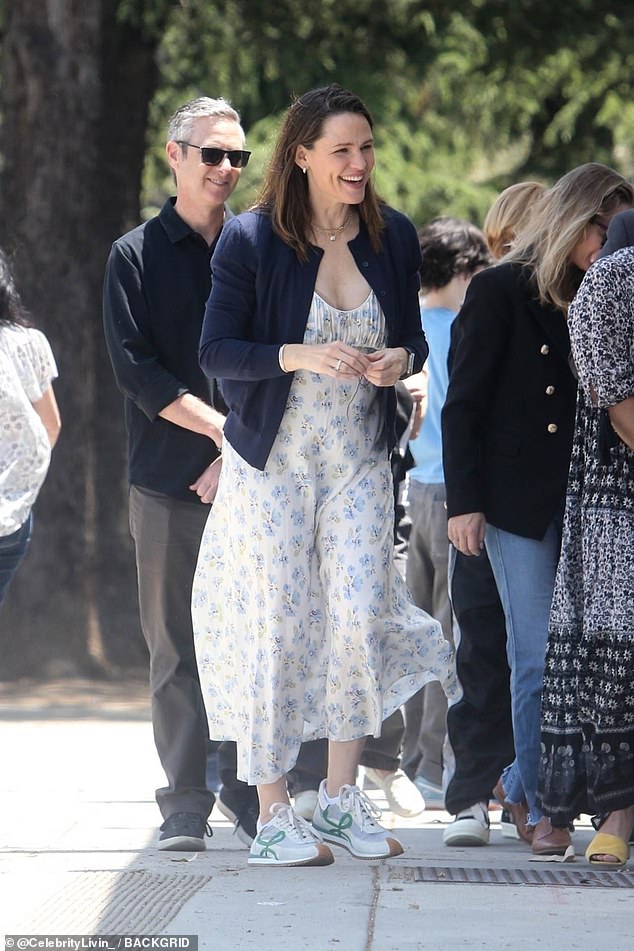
left=585, top=832, right=630, bottom=870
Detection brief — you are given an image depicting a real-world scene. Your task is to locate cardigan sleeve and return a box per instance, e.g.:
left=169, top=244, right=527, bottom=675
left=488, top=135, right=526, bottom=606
left=199, top=216, right=286, bottom=382
left=383, top=209, right=427, bottom=369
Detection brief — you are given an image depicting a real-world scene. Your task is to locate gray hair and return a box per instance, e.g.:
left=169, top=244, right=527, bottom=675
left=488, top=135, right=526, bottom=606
left=167, top=97, right=243, bottom=144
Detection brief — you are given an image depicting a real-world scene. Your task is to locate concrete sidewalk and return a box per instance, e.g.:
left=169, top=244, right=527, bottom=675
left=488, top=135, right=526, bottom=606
left=1, top=679, right=633, bottom=950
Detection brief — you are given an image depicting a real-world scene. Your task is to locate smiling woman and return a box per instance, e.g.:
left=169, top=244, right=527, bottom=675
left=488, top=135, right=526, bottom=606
left=192, top=83, right=458, bottom=870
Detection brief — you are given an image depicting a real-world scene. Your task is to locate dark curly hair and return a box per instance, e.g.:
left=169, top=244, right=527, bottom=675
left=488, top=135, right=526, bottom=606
left=0, top=248, right=31, bottom=328
left=418, top=217, right=491, bottom=293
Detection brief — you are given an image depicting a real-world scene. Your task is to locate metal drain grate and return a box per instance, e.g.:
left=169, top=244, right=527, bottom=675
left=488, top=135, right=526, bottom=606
left=413, top=866, right=634, bottom=888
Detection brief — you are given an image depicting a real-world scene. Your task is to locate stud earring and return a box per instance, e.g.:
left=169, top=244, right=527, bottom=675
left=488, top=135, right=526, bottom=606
left=302, top=166, right=307, bottom=174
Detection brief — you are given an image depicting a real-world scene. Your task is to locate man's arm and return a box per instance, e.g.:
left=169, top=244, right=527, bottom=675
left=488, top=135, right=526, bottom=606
left=159, top=393, right=224, bottom=450
left=103, top=240, right=222, bottom=450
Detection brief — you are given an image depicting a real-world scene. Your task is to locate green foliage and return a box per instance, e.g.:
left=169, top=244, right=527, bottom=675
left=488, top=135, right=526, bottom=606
left=115, top=0, right=176, bottom=37
left=142, top=0, right=450, bottom=216
left=141, top=1, right=634, bottom=230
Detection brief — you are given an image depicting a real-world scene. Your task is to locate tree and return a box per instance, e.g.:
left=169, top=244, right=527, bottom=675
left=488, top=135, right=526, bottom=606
left=0, top=0, right=457, bottom=678
left=0, top=0, right=170, bottom=677
left=145, top=2, right=634, bottom=227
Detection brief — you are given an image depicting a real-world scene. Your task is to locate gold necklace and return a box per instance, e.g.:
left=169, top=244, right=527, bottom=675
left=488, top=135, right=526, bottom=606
left=312, top=213, right=351, bottom=242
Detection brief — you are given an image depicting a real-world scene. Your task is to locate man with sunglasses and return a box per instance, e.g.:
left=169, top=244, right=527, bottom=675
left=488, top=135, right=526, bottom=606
left=103, top=97, right=254, bottom=851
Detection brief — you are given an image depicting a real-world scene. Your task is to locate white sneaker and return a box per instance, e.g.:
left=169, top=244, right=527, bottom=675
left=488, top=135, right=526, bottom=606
left=364, top=767, right=426, bottom=818
left=293, top=789, right=319, bottom=820
left=312, top=780, right=404, bottom=859
left=500, top=808, right=520, bottom=839
left=443, top=802, right=490, bottom=846
left=248, top=803, right=334, bottom=867
left=413, top=775, right=445, bottom=809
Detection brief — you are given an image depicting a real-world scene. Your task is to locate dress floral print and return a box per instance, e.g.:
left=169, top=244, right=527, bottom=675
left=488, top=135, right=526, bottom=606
left=538, top=248, right=634, bottom=822
left=193, top=291, right=457, bottom=784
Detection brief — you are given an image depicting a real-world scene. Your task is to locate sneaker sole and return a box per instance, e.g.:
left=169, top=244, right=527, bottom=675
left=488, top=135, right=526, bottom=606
left=379, top=791, right=426, bottom=819
left=158, top=835, right=206, bottom=852
left=413, top=780, right=445, bottom=810
left=443, top=830, right=490, bottom=847
left=386, top=805, right=425, bottom=818
left=443, top=820, right=490, bottom=847
left=363, top=769, right=425, bottom=819
left=216, top=798, right=255, bottom=847
left=500, top=820, right=520, bottom=840
left=248, top=844, right=334, bottom=867
left=317, top=830, right=404, bottom=860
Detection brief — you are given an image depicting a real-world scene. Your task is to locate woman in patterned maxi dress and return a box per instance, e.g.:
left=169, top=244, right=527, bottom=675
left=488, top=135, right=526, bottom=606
left=538, top=233, right=634, bottom=867
left=192, top=85, right=457, bottom=868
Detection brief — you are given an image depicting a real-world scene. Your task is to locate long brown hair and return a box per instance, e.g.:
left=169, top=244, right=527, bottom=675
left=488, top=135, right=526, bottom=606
left=504, top=163, right=634, bottom=311
left=256, top=84, right=385, bottom=261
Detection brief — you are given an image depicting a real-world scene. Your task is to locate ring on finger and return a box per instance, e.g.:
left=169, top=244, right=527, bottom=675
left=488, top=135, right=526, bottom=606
left=336, top=359, right=342, bottom=372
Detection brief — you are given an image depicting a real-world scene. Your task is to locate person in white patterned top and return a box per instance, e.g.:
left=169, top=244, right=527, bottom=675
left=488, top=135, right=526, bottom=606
left=0, top=248, right=60, bottom=606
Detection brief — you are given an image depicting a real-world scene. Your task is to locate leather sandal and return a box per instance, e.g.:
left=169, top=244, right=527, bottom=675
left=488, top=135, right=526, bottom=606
left=531, top=816, right=572, bottom=856
left=493, top=779, right=533, bottom=845
left=585, top=832, right=630, bottom=870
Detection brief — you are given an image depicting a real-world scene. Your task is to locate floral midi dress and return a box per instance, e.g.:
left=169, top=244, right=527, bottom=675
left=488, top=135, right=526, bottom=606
left=192, top=290, right=457, bottom=785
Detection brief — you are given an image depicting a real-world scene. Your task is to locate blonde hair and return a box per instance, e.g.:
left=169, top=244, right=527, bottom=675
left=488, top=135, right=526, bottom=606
left=504, top=163, right=634, bottom=311
left=483, top=181, right=545, bottom=261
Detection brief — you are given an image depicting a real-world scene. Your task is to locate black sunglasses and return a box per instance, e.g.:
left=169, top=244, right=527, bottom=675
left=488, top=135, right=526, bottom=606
left=177, top=141, right=251, bottom=168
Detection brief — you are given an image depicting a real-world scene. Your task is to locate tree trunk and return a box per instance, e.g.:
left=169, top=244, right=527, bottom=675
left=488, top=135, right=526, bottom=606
left=0, top=0, right=164, bottom=678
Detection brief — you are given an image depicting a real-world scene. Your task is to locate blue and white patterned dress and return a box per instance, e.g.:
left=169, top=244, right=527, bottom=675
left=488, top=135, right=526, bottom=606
left=538, top=247, right=634, bottom=822
left=193, top=290, right=456, bottom=784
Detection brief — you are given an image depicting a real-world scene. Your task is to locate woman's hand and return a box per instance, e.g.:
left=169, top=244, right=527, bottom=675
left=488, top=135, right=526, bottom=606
left=363, top=348, right=409, bottom=387
left=448, top=512, right=486, bottom=556
left=283, top=342, right=372, bottom=379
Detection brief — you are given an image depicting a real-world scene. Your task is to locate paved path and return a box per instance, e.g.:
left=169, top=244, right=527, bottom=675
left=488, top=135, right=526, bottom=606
left=1, top=679, right=632, bottom=949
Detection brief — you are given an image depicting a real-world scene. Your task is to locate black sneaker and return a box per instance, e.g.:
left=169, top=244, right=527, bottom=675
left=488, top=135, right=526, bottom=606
left=217, top=783, right=259, bottom=846
left=158, top=812, right=211, bottom=851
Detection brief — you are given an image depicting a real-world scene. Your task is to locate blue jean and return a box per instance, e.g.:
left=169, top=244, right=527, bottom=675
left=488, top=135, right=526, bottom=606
left=484, top=516, right=562, bottom=826
left=0, top=513, right=33, bottom=607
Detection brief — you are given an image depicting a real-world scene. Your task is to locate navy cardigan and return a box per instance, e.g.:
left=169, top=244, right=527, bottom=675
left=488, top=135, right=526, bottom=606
left=199, top=206, right=427, bottom=470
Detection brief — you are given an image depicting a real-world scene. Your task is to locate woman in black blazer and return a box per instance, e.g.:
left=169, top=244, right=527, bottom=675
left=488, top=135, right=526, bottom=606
left=441, top=163, right=633, bottom=856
